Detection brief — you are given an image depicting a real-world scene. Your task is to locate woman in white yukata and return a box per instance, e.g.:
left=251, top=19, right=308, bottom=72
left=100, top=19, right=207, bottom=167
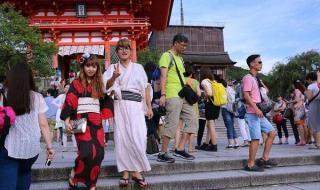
left=103, top=38, right=153, bottom=188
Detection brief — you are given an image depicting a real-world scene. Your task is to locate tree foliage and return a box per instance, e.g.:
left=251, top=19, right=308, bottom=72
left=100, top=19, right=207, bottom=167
left=225, top=65, right=266, bottom=82
left=0, top=3, right=56, bottom=76
left=264, top=50, right=320, bottom=99
left=137, top=48, right=161, bottom=65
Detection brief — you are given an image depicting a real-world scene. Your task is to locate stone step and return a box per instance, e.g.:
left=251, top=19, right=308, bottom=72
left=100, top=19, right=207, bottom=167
left=30, top=165, right=320, bottom=190
left=225, top=182, right=320, bottom=190
left=31, top=153, right=320, bottom=182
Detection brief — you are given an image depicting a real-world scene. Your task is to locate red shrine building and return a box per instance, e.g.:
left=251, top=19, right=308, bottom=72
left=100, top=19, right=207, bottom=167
left=4, top=0, right=173, bottom=79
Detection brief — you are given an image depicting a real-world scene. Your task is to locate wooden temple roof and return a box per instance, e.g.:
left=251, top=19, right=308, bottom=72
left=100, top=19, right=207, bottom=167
left=2, top=0, right=173, bottom=31
left=183, top=52, right=236, bottom=66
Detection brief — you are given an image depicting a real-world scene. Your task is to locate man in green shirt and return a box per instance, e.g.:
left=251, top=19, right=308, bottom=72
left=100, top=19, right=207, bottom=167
left=157, top=33, right=196, bottom=163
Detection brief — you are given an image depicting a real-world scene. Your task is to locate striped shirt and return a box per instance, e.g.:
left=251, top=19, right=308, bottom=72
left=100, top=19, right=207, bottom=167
left=5, top=91, right=48, bottom=159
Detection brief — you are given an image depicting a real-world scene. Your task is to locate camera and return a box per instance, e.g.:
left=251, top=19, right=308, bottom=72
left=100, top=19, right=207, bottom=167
left=153, top=106, right=166, bottom=116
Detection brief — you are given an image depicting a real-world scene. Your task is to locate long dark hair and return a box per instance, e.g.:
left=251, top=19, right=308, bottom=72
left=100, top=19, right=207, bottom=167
left=79, top=55, right=104, bottom=99
left=6, top=61, right=36, bottom=115
left=293, top=80, right=306, bottom=94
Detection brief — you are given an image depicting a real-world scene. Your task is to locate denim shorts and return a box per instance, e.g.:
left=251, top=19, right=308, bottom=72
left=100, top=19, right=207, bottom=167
left=245, top=113, right=275, bottom=140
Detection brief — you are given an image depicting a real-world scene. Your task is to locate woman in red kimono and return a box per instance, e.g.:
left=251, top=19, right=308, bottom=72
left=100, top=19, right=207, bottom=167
left=61, top=53, right=113, bottom=190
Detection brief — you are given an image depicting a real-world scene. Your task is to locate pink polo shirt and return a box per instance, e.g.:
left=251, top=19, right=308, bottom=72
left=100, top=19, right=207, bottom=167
left=242, top=74, right=261, bottom=113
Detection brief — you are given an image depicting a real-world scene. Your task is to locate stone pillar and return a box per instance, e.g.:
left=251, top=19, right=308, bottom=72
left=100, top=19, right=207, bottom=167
left=104, top=41, right=111, bottom=70
left=131, top=40, right=137, bottom=62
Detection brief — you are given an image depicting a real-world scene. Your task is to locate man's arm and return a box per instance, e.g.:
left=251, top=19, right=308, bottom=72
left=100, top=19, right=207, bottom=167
left=243, top=91, right=263, bottom=117
left=159, top=67, right=168, bottom=107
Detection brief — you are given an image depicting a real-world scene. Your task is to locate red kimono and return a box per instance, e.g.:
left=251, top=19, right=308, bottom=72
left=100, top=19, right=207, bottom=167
left=61, top=79, right=113, bottom=188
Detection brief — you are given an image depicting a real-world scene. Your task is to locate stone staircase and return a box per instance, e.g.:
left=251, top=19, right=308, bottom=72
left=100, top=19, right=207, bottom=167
left=30, top=114, right=315, bottom=190
left=30, top=142, right=320, bottom=190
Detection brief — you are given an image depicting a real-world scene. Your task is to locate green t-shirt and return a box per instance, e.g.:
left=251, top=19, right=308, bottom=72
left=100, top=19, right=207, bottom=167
left=159, top=51, right=186, bottom=99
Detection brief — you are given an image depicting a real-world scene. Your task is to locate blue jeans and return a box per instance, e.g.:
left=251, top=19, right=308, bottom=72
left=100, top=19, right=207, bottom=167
left=221, top=108, right=237, bottom=139
left=0, top=146, right=38, bottom=190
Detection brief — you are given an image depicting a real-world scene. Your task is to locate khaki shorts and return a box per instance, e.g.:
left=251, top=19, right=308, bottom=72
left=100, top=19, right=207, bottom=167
left=164, top=97, right=197, bottom=139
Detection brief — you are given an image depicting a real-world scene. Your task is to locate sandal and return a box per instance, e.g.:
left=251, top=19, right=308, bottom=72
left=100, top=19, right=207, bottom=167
left=132, top=176, right=148, bottom=188
left=119, top=177, right=129, bottom=187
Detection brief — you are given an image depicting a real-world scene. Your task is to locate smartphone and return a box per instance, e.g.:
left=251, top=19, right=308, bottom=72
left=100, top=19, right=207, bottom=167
left=45, top=159, right=52, bottom=166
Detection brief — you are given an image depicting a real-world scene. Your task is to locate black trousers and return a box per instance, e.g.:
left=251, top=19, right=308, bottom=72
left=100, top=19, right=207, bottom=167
left=289, top=117, right=300, bottom=143
left=197, top=119, right=207, bottom=146
left=276, top=119, right=289, bottom=138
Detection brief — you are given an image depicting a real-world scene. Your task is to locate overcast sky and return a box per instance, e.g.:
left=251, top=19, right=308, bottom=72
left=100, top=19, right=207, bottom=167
left=169, top=0, right=320, bottom=74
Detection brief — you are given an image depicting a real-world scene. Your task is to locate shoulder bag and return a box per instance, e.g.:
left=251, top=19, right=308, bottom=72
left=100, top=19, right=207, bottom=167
left=168, top=52, right=198, bottom=105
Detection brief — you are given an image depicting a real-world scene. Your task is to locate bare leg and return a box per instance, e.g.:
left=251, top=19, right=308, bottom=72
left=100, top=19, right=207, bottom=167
left=262, top=131, right=276, bottom=161
left=174, top=120, right=183, bottom=150
left=313, top=132, right=320, bottom=147
left=161, top=136, right=170, bottom=152
left=248, top=140, right=260, bottom=167
left=207, top=120, right=217, bottom=145
left=188, top=134, right=195, bottom=152
left=297, top=124, right=306, bottom=144
left=177, top=132, right=189, bottom=150
left=205, top=126, right=211, bottom=144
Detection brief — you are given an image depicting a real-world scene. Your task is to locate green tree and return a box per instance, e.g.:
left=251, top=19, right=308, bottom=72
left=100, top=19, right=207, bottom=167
left=265, top=50, right=320, bottom=99
left=0, top=3, right=56, bottom=76
left=137, top=48, right=161, bottom=65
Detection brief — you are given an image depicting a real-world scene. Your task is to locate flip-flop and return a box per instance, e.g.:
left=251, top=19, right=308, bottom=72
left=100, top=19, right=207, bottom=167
left=132, top=176, right=148, bottom=188
left=119, top=177, right=129, bottom=187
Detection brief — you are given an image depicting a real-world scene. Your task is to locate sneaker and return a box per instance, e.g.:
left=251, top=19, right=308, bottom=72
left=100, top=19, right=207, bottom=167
left=157, top=153, right=175, bottom=163
left=244, top=165, right=264, bottom=172
left=256, top=158, right=278, bottom=168
left=205, top=144, right=217, bottom=152
left=195, top=143, right=208, bottom=150
left=173, top=149, right=195, bottom=160
left=233, top=144, right=240, bottom=149
left=225, top=145, right=234, bottom=149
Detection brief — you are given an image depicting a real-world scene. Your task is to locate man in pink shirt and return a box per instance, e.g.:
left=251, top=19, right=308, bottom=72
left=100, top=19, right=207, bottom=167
left=242, top=54, right=277, bottom=172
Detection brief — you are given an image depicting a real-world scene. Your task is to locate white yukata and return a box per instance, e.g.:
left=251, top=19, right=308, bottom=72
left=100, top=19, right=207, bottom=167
left=103, top=61, right=151, bottom=172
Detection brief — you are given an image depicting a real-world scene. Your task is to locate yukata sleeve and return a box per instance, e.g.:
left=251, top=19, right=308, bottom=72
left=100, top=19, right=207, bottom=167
left=60, top=80, right=81, bottom=121
left=139, top=64, right=148, bottom=90
left=100, top=94, right=114, bottom=120
left=103, top=65, right=115, bottom=94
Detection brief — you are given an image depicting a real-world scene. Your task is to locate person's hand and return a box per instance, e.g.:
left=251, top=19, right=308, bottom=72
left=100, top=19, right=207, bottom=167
left=46, top=148, right=55, bottom=160
left=255, top=108, right=264, bottom=118
left=112, top=64, right=121, bottom=79
left=146, top=108, right=153, bottom=119
left=159, top=95, right=166, bottom=107
left=65, top=120, right=74, bottom=134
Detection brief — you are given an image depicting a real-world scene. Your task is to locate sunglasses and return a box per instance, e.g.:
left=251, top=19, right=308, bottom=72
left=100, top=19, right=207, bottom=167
left=257, top=61, right=263, bottom=64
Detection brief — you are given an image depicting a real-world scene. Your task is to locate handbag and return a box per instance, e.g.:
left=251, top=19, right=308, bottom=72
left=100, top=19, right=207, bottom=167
left=168, top=52, right=198, bottom=105
left=146, top=134, right=159, bottom=154
left=272, top=113, right=284, bottom=125
left=253, top=75, right=272, bottom=114
left=257, top=101, right=272, bottom=114
left=72, top=118, right=87, bottom=133
left=283, top=108, right=293, bottom=119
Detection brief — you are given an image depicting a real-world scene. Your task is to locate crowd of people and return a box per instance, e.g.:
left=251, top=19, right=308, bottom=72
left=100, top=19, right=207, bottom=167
left=0, top=34, right=319, bottom=189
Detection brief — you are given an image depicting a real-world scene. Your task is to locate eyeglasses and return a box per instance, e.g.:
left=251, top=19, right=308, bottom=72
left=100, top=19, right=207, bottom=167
left=118, top=46, right=131, bottom=51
